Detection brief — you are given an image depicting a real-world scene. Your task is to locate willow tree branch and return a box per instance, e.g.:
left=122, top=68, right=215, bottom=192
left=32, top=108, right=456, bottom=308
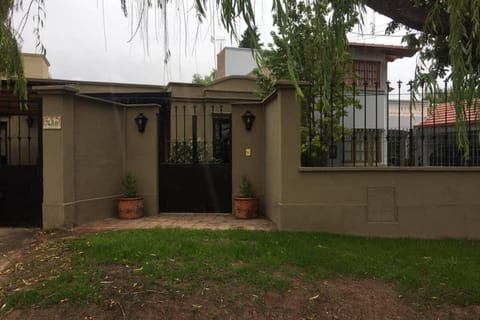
left=365, top=0, right=449, bottom=35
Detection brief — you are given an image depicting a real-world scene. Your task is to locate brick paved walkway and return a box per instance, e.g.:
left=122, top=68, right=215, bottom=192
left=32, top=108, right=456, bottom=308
left=72, top=213, right=277, bottom=234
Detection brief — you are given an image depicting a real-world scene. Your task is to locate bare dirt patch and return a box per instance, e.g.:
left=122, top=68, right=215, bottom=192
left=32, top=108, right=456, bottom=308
left=3, top=277, right=480, bottom=320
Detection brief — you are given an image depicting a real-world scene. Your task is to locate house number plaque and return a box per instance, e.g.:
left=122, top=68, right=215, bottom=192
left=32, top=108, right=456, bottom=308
left=43, top=116, right=62, bottom=130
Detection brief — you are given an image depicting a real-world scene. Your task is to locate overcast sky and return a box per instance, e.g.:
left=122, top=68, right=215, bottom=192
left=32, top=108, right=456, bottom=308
left=15, top=0, right=418, bottom=96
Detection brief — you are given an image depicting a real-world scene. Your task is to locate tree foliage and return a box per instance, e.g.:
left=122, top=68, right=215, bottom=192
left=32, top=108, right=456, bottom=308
left=255, top=0, right=361, bottom=165
left=1, top=0, right=26, bottom=100
left=3, top=0, right=479, bottom=151
left=238, top=26, right=262, bottom=48
left=385, top=0, right=480, bottom=153
left=1, top=0, right=45, bottom=101
left=192, top=68, right=217, bottom=85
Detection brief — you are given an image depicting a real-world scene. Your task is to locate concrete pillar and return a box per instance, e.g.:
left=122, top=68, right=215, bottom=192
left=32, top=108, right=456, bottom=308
left=35, top=85, right=79, bottom=228
left=125, top=106, right=159, bottom=216
left=263, top=81, right=301, bottom=227
left=231, top=103, right=265, bottom=213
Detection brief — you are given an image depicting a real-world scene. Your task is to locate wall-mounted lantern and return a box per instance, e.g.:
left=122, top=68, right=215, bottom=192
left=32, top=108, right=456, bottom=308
left=241, top=110, right=255, bottom=131
left=134, top=113, right=148, bottom=133
left=26, top=115, right=34, bottom=128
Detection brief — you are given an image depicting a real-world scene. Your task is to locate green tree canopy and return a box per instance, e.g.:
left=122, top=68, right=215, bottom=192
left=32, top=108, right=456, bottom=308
left=255, top=0, right=360, bottom=165
left=1, top=0, right=27, bottom=100
left=192, top=69, right=217, bottom=85
left=238, top=26, right=262, bottom=48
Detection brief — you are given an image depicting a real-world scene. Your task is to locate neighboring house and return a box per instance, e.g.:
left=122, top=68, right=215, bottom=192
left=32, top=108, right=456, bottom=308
left=335, top=43, right=417, bottom=167
left=386, top=99, right=426, bottom=166
left=215, top=44, right=417, bottom=167
left=216, top=47, right=257, bottom=78
left=415, top=101, right=480, bottom=166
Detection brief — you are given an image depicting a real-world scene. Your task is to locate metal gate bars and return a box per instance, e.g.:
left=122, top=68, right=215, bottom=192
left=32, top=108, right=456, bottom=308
left=158, top=104, right=232, bottom=213
left=0, top=97, right=43, bottom=227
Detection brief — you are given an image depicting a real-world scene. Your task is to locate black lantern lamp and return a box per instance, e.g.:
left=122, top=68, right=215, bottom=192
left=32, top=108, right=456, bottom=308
left=134, top=113, right=148, bottom=133
left=242, top=110, right=256, bottom=131
left=26, top=115, right=34, bottom=128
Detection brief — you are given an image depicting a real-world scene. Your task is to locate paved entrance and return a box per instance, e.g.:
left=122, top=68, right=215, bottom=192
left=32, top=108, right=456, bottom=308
left=73, top=214, right=277, bottom=234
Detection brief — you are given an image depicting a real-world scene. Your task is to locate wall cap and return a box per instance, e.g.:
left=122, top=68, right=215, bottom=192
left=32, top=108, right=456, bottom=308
left=274, top=79, right=309, bottom=89
left=299, top=166, right=480, bottom=173
left=32, top=84, right=79, bottom=95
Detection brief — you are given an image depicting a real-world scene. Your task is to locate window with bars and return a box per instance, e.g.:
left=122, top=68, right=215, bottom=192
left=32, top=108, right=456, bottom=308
left=352, top=60, right=381, bottom=88
left=344, top=130, right=382, bottom=165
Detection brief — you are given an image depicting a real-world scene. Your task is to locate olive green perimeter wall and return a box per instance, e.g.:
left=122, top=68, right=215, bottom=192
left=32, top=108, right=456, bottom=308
left=37, top=79, right=480, bottom=238
left=245, top=81, right=480, bottom=239
left=38, top=85, right=158, bottom=228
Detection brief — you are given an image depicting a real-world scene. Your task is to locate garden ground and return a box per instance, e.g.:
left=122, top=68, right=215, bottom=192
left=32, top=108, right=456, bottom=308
left=1, top=215, right=479, bottom=319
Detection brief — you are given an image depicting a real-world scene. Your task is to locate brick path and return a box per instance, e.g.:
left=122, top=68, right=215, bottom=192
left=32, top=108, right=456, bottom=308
left=72, top=213, right=277, bottom=234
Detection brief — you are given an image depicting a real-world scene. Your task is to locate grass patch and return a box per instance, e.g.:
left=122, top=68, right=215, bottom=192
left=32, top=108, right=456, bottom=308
left=3, top=228, right=480, bottom=311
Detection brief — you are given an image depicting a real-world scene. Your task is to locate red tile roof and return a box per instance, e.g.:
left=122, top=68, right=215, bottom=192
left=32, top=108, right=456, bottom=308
left=349, top=42, right=419, bottom=61
left=417, top=100, right=479, bottom=127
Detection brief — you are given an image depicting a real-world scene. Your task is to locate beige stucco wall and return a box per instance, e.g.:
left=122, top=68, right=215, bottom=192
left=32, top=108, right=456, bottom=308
left=231, top=103, right=265, bottom=213
left=74, top=82, right=164, bottom=94
left=23, top=53, right=50, bottom=79
left=281, top=168, right=480, bottom=238
left=263, top=93, right=282, bottom=224
left=38, top=85, right=159, bottom=228
left=72, top=96, right=125, bottom=225
left=125, top=106, right=158, bottom=216
left=36, top=76, right=480, bottom=238
left=262, top=82, right=480, bottom=239
left=40, top=86, right=76, bottom=228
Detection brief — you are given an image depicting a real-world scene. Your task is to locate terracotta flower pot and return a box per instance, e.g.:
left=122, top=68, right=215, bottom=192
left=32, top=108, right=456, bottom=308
left=118, top=197, right=144, bottom=219
left=234, top=197, right=258, bottom=219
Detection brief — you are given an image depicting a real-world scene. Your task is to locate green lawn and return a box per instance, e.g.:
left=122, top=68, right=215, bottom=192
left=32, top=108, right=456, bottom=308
left=3, top=229, right=480, bottom=311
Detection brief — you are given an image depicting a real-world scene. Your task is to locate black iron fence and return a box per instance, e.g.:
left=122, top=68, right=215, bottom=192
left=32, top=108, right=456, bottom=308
left=0, top=97, right=43, bottom=227
left=163, top=104, right=231, bottom=164
left=158, top=103, right=233, bottom=213
left=0, top=100, right=42, bottom=167
left=302, top=80, right=480, bottom=167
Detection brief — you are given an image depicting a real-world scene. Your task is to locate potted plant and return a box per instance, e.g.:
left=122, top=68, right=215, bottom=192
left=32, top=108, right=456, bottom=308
left=118, top=172, right=144, bottom=219
left=234, top=175, right=259, bottom=219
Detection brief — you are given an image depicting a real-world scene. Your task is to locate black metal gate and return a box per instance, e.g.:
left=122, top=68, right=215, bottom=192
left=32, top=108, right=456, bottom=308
left=0, top=96, right=43, bottom=227
left=158, top=104, right=232, bottom=213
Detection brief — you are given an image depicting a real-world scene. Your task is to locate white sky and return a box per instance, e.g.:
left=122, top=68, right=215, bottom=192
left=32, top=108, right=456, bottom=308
left=15, top=0, right=418, bottom=96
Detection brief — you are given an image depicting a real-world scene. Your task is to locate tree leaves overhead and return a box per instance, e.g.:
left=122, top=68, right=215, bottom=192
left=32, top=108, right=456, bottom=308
left=254, top=0, right=361, bottom=165
left=1, top=0, right=27, bottom=100
left=192, top=68, right=217, bottom=85
left=1, top=0, right=45, bottom=102
left=239, top=26, right=262, bottom=48
left=3, top=0, right=479, bottom=140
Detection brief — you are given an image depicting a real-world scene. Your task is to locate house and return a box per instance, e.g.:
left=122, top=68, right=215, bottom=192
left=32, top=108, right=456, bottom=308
left=216, top=44, right=417, bottom=167
left=216, top=47, right=258, bottom=78
left=385, top=99, right=426, bottom=166
left=415, top=101, right=480, bottom=166
left=333, top=43, right=417, bottom=167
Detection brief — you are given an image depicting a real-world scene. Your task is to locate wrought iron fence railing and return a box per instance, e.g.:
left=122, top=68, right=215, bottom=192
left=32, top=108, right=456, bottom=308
left=163, top=104, right=231, bottom=165
left=301, top=80, right=480, bottom=167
